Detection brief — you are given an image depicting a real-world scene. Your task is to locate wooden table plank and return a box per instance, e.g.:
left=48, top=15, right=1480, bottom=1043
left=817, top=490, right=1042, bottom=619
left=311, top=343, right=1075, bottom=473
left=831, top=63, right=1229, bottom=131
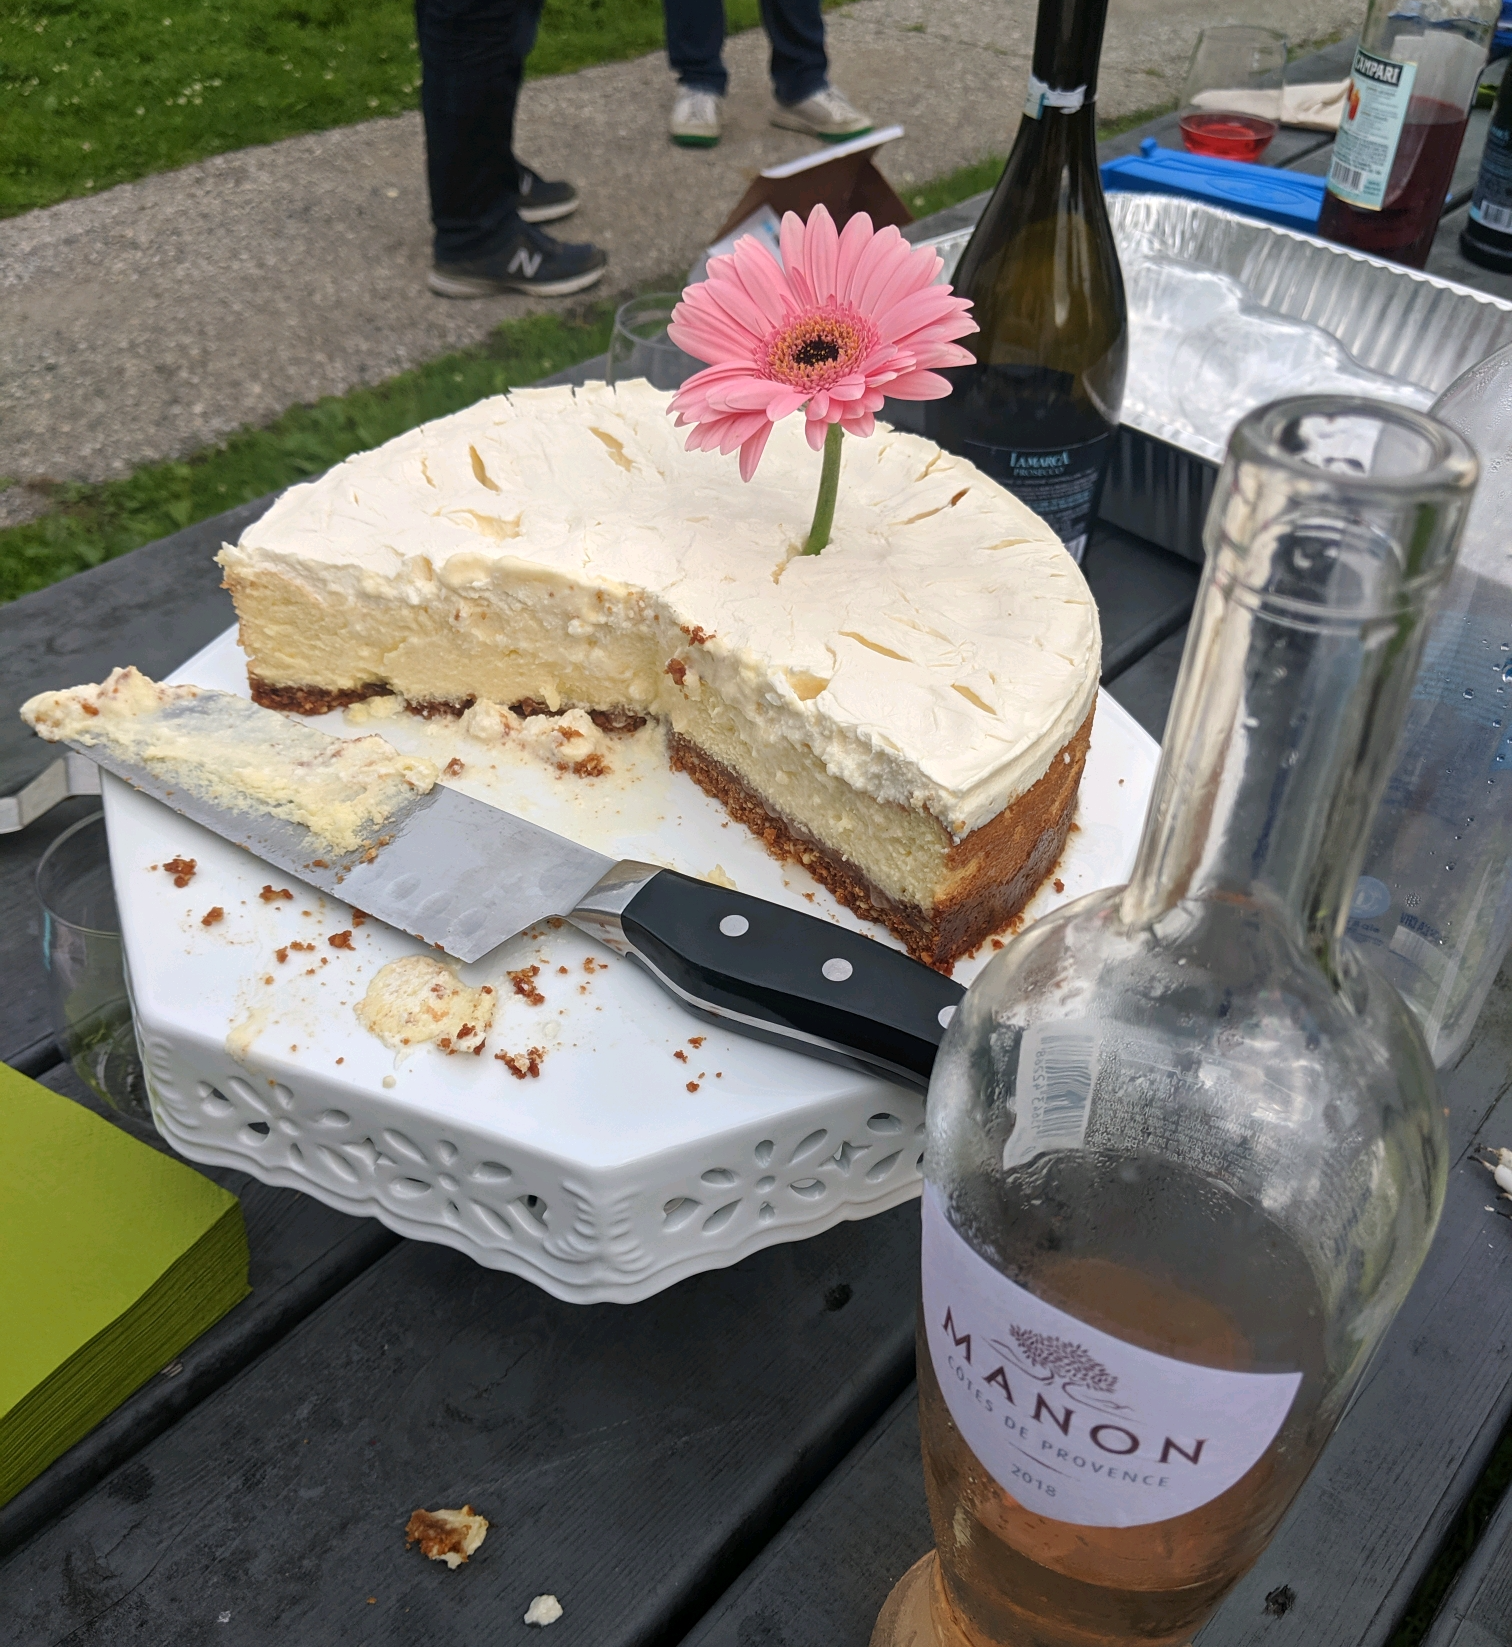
left=679, top=965, right=1512, bottom=1647
left=1422, top=1482, right=1512, bottom=1647
left=0, top=1200, right=920, bottom=1647
left=0, top=1062, right=398, bottom=1564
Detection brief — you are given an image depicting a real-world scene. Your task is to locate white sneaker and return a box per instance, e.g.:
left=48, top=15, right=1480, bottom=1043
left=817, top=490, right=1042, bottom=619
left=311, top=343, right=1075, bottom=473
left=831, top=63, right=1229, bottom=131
left=671, top=88, right=723, bottom=148
left=771, top=84, right=874, bottom=142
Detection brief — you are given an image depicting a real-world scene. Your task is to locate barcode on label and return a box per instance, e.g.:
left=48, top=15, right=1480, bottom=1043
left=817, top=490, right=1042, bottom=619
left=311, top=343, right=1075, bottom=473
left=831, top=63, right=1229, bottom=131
left=1330, top=159, right=1367, bottom=194
left=1474, top=199, right=1512, bottom=231
left=1004, top=1021, right=1098, bottom=1169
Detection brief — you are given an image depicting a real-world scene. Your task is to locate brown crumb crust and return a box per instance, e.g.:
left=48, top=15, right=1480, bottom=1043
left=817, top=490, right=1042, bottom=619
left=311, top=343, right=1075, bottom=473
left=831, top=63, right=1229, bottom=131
left=248, top=677, right=393, bottom=714
left=250, top=675, right=648, bottom=735
left=668, top=705, right=1094, bottom=972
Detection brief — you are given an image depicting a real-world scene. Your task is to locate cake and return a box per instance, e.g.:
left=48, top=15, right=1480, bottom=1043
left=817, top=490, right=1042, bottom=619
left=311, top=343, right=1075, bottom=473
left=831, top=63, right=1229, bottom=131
left=218, top=380, right=1101, bottom=968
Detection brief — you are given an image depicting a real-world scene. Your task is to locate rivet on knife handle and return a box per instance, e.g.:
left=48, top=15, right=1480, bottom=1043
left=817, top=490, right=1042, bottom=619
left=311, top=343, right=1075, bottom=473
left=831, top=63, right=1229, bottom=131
left=566, top=864, right=964, bottom=1093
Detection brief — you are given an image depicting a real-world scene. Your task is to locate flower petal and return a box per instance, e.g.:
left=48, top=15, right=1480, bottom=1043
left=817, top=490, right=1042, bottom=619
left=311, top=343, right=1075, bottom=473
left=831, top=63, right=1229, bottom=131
left=798, top=204, right=842, bottom=306
left=738, top=422, right=774, bottom=481
left=882, top=368, right=957, bottom=400
left=805, top=414, right=830, bottom=451
left=833, top=211, right=876, bottom=306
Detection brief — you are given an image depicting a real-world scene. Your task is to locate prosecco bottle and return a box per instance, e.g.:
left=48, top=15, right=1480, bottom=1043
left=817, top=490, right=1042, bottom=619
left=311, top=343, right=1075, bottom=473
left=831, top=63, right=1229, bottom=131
left=926, top=0, right=1127, bottom=563
left=873, top=398, right=1476, bottom=1647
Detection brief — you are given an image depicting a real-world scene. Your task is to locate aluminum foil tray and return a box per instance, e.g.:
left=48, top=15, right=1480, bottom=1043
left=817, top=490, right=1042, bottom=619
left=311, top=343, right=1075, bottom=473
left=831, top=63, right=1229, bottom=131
left=924, top=195, right=1512, bottom=562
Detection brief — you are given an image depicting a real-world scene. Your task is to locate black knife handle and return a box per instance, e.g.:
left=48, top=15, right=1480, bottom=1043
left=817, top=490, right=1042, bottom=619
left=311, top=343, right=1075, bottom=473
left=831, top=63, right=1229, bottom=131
left=569, top=865, right=964, bottom=1092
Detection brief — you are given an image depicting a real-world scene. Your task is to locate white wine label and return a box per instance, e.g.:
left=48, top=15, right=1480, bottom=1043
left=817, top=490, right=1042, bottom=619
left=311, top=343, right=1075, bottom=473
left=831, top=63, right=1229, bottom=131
left=1327, top=49, right=1417, bottom=210
left=1002, top=1020, right=1099, bottom=1170
left=921, top=1187, right=1302, bottom=1528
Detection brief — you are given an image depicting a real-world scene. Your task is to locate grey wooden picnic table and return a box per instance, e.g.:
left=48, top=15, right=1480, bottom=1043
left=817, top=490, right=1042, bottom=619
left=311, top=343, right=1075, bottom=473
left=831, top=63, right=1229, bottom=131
left=3, top=40, right=1512, bottom=1646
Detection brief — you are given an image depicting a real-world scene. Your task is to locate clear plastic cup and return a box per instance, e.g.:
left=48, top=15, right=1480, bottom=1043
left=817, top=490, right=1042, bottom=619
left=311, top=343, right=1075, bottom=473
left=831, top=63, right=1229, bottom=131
left=1178, top=26, right=1288, bottom=161
left=35, top=812, right=152, bottom=1126
left=605, top=294, right=704, bottom=392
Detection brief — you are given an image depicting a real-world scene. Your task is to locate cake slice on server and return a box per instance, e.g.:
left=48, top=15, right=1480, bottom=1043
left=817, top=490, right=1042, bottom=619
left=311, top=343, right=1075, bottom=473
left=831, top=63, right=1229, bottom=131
left=217, top=380, right=1100, bottom=969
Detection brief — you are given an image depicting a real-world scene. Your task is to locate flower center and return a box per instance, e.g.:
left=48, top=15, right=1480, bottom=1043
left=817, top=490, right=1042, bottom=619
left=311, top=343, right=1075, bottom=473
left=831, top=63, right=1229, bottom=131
left=764, top=306, right=875, bottom=393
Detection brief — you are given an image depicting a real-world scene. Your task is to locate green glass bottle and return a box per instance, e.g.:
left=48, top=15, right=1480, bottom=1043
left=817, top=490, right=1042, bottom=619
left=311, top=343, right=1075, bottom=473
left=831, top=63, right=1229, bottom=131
left=926, top=0, right=1127, bottom=563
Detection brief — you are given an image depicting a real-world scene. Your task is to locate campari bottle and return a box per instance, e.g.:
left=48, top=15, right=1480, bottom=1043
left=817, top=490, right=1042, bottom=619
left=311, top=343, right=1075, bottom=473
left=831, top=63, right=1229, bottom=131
left=1317, top=0, right=1498, bottom=269
left=876, top=398, right=1477, bottom=1647
left=925, top=0, right=1127, bottom=564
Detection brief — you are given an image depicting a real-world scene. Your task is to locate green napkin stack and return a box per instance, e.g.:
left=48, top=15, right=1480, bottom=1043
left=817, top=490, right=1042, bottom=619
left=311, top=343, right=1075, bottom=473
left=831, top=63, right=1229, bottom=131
left=0, top=1063, right=250, bottom=1507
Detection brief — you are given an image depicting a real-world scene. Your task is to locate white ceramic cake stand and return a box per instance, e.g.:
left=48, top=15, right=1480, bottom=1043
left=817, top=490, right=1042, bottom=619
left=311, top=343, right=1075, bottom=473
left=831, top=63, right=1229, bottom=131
left=107, top=627, right=1159, bottom=1304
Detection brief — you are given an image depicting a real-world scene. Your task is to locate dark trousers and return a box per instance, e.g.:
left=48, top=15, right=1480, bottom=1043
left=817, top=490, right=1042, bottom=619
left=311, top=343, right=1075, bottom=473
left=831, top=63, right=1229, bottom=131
left=665, top=0, right=827, bottom=105
left=415, top=0, right=542, bottom=262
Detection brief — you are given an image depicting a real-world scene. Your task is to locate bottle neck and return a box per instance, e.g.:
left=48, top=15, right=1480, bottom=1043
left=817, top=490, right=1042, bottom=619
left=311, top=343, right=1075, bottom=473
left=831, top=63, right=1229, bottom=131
left=1031, top=0, right=1110, bottom=99
left=1120, top=405, right=1472, bottom=976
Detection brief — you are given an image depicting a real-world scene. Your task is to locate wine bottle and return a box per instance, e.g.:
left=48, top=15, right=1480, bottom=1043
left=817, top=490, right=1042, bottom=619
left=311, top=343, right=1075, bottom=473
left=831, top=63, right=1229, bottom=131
left=925, top=0, right=1127, bottom=565
left=1460, top=65, right=1512, bottom=271
left=873, top=398, right=1476, bottom=1647
left=1316, top=0, right=1497, bottom=270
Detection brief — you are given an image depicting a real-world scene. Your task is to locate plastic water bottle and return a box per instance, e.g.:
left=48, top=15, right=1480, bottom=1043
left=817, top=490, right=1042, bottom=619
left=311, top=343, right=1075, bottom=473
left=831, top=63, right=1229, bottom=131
left=1346, top=346, right=1512, bottom=1065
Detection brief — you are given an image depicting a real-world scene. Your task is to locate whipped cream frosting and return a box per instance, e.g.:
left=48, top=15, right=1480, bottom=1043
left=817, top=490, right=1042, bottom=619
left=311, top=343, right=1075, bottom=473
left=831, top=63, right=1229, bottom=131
left=21, top=667, right=436, bottom=853
left=224, top=380, right=1100, bottom=838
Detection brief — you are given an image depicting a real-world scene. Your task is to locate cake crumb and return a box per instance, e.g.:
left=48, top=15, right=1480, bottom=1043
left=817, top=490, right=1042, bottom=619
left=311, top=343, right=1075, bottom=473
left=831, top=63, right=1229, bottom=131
left=201, top=906, right=224, bottom=927
left=263, top=974, right=274, bottom=985
left=681, top=624, right=715, bottom=646
left=524, top=1594, right=563, bottom=1627
left=352, top=910, right=368, bottom=926
left=275, top=946, right=289, bottom=963
left=686, top=1080, right=700, bottom=1092
left=674, top=1049, right=688, bottom=1063
left=383, top=1074, right=396, bottom=1088
left=1053, top=879, right=1065, bottom=894
left=689, top=1036, right=705, bottom=1048
left=329, top=930, right=355, bottom=950
left=164, top=856, right=197, bottom=887
left=583, top=955, right=603, bottom=973
left=991, top=938, right=1004, bottom=950
left=443, top=757, right=465, bottom=777
left=497, top=1046, right=546, bottom=1079
left=558, top=965, right=569, bottom=974
left=404, top=1505, right=489, bottom=1569
left=664, top=657, right=687, bottom=686
left=509, top=965, right=546, bottom=1006
left=259, top=884, right=292, bottom=902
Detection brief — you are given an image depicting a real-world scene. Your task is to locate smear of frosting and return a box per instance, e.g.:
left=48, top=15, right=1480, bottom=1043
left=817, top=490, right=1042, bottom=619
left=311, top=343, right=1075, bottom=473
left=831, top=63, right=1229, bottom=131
left=355, top=955, right=494, bottom=1052
left=21, top=666, right=437, bottom=853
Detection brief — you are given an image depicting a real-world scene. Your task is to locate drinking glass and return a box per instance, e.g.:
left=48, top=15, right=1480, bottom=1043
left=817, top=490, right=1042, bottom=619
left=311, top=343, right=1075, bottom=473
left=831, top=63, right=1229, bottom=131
left=1179, top=26, right=1288, bottom=161
left=605, top=294, right=704, bottom=392
left=36, top=812, right=152, bottom=1127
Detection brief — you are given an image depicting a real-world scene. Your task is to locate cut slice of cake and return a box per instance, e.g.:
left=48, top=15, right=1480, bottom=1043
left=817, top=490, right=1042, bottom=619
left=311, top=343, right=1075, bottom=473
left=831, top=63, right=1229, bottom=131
left=218, top=380, right=1101, bottom=968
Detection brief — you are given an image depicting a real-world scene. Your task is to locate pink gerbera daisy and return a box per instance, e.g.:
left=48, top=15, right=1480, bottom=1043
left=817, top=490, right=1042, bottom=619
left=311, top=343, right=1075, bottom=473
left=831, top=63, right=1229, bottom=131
left=666, top=205, right=977, bottom=552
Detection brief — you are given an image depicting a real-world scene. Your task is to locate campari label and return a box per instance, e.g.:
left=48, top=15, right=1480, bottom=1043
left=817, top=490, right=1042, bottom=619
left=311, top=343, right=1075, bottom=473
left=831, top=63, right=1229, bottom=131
left=1328, top=49, right=1417, bottom=210
left=921, top=1186, right=1302, bottom=1528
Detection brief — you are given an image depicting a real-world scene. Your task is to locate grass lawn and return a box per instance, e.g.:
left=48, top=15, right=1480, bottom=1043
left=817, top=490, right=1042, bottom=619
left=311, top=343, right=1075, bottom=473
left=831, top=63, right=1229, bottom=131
left=0, top=141, right=1166, bottom=604
left=0, top=305, right=614, bottom=603
left=0, top=0, right=794, bottom=219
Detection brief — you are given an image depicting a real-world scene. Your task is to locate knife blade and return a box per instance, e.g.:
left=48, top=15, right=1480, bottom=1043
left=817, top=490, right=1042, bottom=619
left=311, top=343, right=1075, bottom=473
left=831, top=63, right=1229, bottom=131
left=74, top=742, right=964, bottom=1091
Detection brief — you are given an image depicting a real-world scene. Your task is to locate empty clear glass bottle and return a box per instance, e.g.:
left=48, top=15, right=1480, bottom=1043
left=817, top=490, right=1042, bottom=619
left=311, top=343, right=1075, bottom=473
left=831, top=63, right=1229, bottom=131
left=889, top=398, right=1476, bottom=1647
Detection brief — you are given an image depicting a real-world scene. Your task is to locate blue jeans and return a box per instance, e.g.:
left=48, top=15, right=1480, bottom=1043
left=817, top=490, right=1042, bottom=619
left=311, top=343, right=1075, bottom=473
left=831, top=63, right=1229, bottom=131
left=665, top=0, right=828, bottom=106
left=416, top=0, right=543, bottom=262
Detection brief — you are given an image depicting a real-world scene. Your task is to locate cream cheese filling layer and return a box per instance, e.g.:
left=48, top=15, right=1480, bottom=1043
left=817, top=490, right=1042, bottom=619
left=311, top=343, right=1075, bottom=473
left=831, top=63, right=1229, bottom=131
left=221, top=379, right=1101, bottom=839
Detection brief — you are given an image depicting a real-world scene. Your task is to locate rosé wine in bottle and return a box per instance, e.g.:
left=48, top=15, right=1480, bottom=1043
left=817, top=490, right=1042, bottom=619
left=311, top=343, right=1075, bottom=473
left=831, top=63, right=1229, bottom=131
left=872, top=397, right=1478, bottom=1647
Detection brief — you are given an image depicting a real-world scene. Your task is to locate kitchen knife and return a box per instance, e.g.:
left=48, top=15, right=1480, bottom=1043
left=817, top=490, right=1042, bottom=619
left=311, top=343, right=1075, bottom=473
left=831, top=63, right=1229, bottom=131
left=70, top=741, right=964, bottom=1092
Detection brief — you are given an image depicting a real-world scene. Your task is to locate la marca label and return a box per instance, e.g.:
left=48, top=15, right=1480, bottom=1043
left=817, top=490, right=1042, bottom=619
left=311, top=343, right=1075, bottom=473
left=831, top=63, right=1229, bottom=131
left=921, top=1187, right=1301, bottom=1527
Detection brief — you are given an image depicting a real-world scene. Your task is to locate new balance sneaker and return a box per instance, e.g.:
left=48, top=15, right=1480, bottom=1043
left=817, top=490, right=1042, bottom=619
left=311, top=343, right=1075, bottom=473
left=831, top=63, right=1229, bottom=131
left=513, top=165, right=578, bottom=225
left=428, top=223, right=608, bottom=299
left=771, top=84, right=874, bottom=142
left=670, top=87, right=723, bottom=147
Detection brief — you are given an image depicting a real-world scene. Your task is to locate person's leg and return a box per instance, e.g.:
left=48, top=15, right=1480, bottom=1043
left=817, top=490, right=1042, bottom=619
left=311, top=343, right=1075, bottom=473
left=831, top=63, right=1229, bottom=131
left=759, top=0, right=826, bottom=106
left=664, top=0, right=727, bottom=95
left=415, top=0, right=542, bottom=263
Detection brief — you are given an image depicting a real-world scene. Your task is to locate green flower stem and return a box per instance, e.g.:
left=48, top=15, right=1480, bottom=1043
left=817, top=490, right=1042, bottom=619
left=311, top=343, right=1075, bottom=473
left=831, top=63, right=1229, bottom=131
left=802, top=423, right=844, bottom=556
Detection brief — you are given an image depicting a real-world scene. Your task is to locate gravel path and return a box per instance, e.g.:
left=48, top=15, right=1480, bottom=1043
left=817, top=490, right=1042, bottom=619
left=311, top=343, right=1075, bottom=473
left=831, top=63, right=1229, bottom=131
left=0, top=0, right=1357, bottom=518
